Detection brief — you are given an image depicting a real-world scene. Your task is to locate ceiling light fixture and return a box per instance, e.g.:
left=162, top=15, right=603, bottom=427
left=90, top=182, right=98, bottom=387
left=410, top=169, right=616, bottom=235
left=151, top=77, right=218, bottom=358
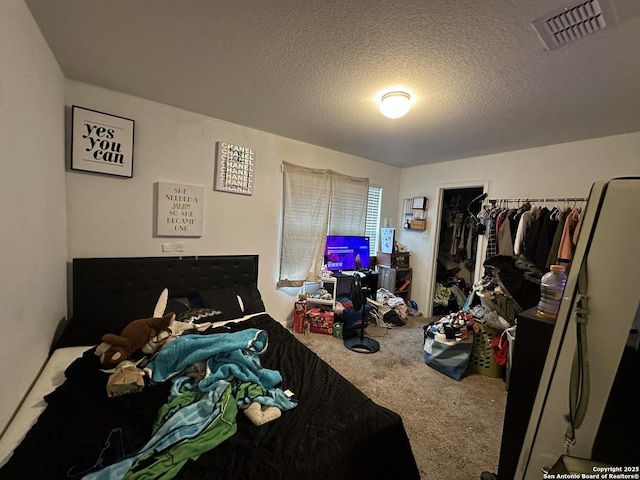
left=379, top=91, right=411, bottom=119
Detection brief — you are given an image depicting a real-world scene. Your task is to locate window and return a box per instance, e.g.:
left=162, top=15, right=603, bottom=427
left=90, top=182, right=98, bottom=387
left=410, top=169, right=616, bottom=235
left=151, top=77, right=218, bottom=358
left=365, top=186, right=382, bottom=255
left=278, top=162, right=369, bottom=287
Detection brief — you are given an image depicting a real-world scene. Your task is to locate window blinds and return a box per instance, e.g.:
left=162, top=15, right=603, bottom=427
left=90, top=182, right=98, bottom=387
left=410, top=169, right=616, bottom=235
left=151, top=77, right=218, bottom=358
left=365, top=186, right=382, bottom=255
left=328, top=172, right=369, bottom=236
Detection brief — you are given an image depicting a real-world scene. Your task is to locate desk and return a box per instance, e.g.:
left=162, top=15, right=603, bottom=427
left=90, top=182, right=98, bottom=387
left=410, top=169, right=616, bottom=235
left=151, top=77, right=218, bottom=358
left=333, top=271, right=379, bottom=300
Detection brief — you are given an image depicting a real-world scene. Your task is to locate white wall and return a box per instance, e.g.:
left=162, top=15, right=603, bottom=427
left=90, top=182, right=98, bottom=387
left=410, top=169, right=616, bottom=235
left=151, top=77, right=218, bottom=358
left=397, top=132, right=640, bottom=315
left=66, top=80, right=402, bottom=323
left=0, top=0, right=67, bottom=431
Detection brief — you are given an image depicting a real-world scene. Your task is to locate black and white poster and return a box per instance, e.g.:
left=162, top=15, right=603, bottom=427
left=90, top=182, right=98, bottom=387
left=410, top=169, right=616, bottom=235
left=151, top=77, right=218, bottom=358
left=71, top=106, right=135, bottom=178
left=156, top=182, right=204, bottom=237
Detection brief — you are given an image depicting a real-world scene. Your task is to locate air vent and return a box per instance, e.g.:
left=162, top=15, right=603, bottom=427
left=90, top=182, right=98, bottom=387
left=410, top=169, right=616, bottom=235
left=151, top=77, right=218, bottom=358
left=532, top=0, right=617, bottom=50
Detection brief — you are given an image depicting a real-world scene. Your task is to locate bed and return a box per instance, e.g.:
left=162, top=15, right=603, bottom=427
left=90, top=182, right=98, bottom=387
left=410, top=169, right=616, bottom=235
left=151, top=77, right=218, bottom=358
left=0, top=255, right=419, bottom=479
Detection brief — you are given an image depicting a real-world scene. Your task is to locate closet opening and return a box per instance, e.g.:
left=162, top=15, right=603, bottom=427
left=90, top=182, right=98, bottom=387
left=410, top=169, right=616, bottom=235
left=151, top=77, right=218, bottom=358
left=429, top=184, right=486, bottom=317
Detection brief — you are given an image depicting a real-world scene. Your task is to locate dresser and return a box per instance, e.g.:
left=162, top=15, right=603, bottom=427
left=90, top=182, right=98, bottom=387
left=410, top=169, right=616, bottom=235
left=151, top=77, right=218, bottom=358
left=497, top=307, right=555, bottom=480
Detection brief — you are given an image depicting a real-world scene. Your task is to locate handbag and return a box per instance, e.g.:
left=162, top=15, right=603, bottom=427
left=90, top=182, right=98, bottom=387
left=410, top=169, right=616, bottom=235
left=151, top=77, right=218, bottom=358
left=423, top=312, right=473, bottom=381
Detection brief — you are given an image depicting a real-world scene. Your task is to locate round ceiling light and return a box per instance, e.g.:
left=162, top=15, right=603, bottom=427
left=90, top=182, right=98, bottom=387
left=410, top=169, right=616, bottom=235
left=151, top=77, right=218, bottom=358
left=379, top=91, right=411, bottom=119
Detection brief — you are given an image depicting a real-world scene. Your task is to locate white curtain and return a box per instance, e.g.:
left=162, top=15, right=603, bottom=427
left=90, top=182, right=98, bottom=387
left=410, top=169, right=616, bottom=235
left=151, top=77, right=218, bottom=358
left=278, top=163, right=331, bottom=287
left=278, top=162, right=369, bottom=287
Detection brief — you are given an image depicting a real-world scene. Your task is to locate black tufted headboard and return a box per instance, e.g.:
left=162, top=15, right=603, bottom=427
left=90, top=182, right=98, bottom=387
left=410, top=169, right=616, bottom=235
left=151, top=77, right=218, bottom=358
left=72, top=255, right=259, bottom=313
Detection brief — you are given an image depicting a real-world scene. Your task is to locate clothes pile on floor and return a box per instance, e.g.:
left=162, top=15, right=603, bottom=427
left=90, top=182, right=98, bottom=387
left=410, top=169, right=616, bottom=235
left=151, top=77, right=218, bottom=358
left=432, top=266, right=471, bottom=315
left=425, top=254, right=542, bottom=381
left=367, top=288, right=414, bottom=328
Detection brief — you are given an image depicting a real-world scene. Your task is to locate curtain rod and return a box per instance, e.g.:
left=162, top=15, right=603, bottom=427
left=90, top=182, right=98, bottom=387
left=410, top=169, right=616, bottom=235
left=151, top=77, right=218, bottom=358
left=486, top=197, right=587, bottom=204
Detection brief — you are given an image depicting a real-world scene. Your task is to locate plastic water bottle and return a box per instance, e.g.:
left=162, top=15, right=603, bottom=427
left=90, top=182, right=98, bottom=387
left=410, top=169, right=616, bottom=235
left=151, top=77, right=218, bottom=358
left=536, top=264, right=567, bottom=320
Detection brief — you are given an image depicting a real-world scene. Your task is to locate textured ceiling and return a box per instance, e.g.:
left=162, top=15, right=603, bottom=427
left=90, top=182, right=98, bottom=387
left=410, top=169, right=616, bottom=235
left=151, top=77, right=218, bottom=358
left=25, top=0, right=640, bottom=168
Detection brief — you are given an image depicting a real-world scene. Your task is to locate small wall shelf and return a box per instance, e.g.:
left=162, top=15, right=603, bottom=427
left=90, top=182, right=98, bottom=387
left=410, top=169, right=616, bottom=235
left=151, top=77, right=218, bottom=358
left=402, top=197, right=428, bottom=230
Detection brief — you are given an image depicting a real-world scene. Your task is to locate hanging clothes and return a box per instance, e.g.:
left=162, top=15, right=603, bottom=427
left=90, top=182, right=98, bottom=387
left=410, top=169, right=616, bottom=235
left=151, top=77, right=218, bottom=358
left=466, top=216, right=476, bottom=262
left=557, top=207, right=582, bottom=265
left=546, top=207, right=571, bottom=268
left=534, top=207, right=559, bottom=270
left=572, top=207, right=585, bottom=245
left=484, top=197, right=586, bottom=269
left=514, top=209, right=534, bottom=255
left=508, top=208, right=520, bottom=245
left=450, top=212, right=464, bottom=256
left=497, top=209, right=515, bottom=257
left=494, top=208, right=509, bottom=253
left=485, top=215, right=497, bottom=258
left=524, top=207, right=549, bottom=261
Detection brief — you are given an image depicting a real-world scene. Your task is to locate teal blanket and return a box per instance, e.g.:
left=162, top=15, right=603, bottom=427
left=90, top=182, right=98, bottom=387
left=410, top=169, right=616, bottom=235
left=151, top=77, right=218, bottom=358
left=145, top=328, right=283, bottom=389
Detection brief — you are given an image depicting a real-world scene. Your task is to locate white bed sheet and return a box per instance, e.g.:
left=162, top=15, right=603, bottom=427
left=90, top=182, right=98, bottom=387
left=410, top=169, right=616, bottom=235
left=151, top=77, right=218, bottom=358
left=0, top=346, right=90, bottom=467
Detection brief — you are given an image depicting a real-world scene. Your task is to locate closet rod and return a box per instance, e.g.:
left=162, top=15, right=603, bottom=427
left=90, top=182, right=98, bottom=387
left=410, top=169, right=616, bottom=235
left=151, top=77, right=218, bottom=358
left=486, top=197, right=587, bottom=203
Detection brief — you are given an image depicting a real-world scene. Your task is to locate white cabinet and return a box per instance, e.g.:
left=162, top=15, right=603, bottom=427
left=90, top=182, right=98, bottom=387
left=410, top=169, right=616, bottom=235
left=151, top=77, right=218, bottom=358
left=302, top=277, right=337, bottom=310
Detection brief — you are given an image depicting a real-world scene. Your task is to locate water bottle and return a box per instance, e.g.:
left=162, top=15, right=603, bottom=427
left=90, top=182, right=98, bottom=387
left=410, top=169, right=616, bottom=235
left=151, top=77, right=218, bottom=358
left=536, top=264, right=567, bottom=320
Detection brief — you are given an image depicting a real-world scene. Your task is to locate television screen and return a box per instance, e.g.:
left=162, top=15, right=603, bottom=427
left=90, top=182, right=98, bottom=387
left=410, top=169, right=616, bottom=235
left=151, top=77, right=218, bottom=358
left=324, top=235, right=370, bottom=271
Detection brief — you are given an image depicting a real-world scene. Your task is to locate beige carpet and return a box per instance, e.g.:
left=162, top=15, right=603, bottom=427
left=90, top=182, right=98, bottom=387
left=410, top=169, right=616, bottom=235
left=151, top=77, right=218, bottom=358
left=295, top=314, right=507, bottom=480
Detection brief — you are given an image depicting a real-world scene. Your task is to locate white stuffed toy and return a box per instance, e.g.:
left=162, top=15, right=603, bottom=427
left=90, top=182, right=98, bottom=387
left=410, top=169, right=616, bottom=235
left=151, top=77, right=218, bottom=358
left=142, top=288, right=212, bottom=354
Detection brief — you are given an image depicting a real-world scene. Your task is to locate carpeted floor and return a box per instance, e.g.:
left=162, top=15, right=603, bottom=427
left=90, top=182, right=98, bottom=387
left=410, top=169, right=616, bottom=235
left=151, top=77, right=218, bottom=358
left=295, top=314, right=507, bottom=480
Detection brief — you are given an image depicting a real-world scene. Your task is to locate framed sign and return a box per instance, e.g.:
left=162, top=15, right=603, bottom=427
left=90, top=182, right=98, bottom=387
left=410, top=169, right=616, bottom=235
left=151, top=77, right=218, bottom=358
left=380, top=227, right=396, bottom=253
left=71, top=106, right=135, bottom=178
left=156, top=182, right=204, bottom=237
left=214, top=141, right=254, bottom=195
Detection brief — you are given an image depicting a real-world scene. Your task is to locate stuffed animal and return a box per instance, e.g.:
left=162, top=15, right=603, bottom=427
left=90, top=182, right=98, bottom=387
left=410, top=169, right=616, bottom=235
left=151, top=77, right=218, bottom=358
left=142, top=318, right=213, bottom=355
left=105, top=361, right=146, bottom=397
left=243, top=401, right=282, bottom=426
left=96, top=313, right=174, bottom=369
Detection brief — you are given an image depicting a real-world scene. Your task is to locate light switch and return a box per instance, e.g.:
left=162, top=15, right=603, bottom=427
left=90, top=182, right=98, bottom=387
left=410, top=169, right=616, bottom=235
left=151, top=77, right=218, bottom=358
left=162, top=242, right=184, bottom=253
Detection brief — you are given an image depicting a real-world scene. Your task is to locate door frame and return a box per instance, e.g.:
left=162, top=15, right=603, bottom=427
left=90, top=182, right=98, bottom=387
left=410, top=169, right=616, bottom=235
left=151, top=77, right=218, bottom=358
left=426, top=180, right=489, bottom=317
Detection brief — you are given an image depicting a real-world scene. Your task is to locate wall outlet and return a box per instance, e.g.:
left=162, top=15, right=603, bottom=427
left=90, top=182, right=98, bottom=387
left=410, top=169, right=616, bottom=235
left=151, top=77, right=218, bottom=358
left=162, top=242, right=184, bottom=253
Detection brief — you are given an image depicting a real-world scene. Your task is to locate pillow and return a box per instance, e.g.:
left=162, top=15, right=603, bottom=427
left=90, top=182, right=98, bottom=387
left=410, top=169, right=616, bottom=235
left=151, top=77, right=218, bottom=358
left=196, top=288, right=244, bottom=321
left=171, top=296, right=192, bottom=310
left=234, top=284, right=266, bottom=314
left=55, top=289, right=189, bottom=348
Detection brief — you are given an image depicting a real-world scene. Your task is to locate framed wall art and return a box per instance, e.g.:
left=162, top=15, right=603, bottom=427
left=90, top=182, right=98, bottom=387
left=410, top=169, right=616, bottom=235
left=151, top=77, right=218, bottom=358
left=380, top=227, right=396, bottom=253
left=214, top=141, right=254, bottom=195
left=156, top=182, right=204, bottom=237
left=412, top=196, right=428, bottom=210
left=71, top=106, right=135, bottom=178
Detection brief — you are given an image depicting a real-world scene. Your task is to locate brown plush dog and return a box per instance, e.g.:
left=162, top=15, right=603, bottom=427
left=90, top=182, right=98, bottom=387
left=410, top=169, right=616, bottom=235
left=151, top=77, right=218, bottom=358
left=96, top=313, right=174, bottom=369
